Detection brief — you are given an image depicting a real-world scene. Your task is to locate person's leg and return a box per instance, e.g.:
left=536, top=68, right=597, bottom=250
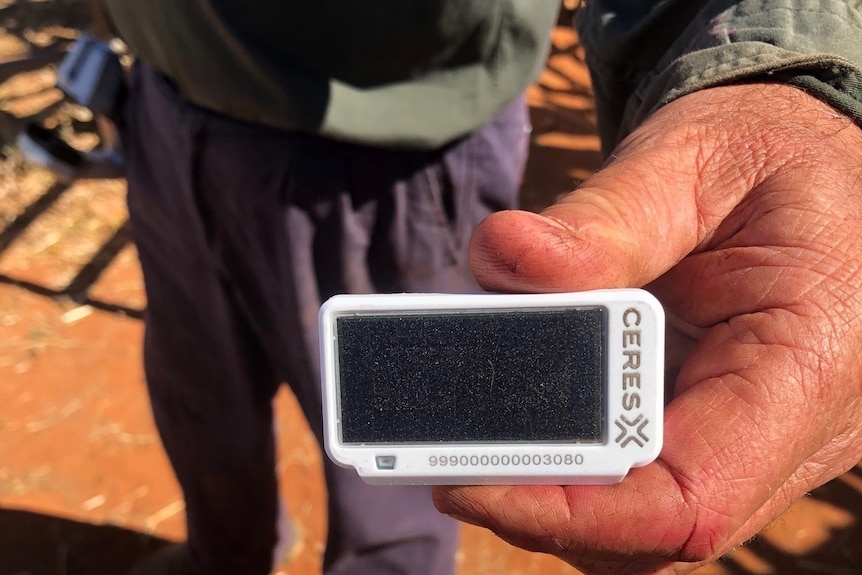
left=125, top=65, right=466, bottom=575
left=127, top=56, right=529, bottom=575
left=124, top=64, right=285, bottom=575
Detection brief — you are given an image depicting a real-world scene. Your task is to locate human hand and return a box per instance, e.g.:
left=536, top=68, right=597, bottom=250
left=432, top=84, right=862, bottom=574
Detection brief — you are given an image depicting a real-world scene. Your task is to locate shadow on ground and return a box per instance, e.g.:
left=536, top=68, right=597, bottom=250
left=0, top=508, right=170, bottom=575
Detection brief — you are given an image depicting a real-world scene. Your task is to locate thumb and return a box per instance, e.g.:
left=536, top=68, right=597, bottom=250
left=469, top=85, right=779, bottom=293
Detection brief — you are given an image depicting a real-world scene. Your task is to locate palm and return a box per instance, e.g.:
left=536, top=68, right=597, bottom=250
left=434, top=83, right=862, bottom=574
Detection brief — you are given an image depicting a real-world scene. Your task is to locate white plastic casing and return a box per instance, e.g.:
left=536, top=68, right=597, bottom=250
left=320, top=289, right=664, bottom=485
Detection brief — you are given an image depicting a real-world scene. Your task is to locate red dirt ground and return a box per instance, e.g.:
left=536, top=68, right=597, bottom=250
left=0, top=2, right=859, bottom=574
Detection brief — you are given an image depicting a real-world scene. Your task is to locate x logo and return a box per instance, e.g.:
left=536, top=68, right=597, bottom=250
left=614, top=414, right=650, bottom=448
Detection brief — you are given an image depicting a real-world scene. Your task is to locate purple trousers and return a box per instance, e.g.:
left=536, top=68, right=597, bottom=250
left=123, top=63, right=529, bottom=575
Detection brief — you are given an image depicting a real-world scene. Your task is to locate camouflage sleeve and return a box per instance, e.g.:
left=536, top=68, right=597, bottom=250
left=576, top=0, right=862, bottom=154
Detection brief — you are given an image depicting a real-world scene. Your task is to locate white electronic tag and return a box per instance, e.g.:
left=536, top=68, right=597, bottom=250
left=319, top=289, right=664, bottom=485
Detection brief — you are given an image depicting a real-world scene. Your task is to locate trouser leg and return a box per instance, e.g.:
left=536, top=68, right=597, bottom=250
left=124, top=66, right=282, bottom=575
left=125, top=61, right=530, bottom=575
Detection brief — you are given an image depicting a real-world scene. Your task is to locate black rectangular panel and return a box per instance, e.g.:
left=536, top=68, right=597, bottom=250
left=335, top=307, right=606, bottom=444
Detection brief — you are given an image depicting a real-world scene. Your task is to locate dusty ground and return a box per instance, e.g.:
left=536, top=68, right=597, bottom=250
left=0, top=2, right=859, bottom=574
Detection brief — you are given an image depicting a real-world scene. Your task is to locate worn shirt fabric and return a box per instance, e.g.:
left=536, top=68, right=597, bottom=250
left=103, top=0, right=559, bottom=149
left=577, top=0, right=862, bottom=155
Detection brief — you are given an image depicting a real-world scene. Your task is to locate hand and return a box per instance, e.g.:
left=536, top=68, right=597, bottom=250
left=432, top=83, right=862, bottom=574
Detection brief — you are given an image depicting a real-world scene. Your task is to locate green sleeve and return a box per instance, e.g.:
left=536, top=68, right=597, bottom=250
left=576, top=0, right=862, bottom=154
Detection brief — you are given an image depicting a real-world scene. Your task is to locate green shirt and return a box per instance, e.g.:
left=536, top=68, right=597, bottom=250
left=103, top=0, right=560, bottom=148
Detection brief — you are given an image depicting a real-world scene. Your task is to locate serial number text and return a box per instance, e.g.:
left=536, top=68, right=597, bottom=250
left=428, top=453, right=584, bottom=467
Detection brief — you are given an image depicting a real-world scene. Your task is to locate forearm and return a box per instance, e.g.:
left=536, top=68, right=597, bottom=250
left=576, top=0, right=862, bottom=154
